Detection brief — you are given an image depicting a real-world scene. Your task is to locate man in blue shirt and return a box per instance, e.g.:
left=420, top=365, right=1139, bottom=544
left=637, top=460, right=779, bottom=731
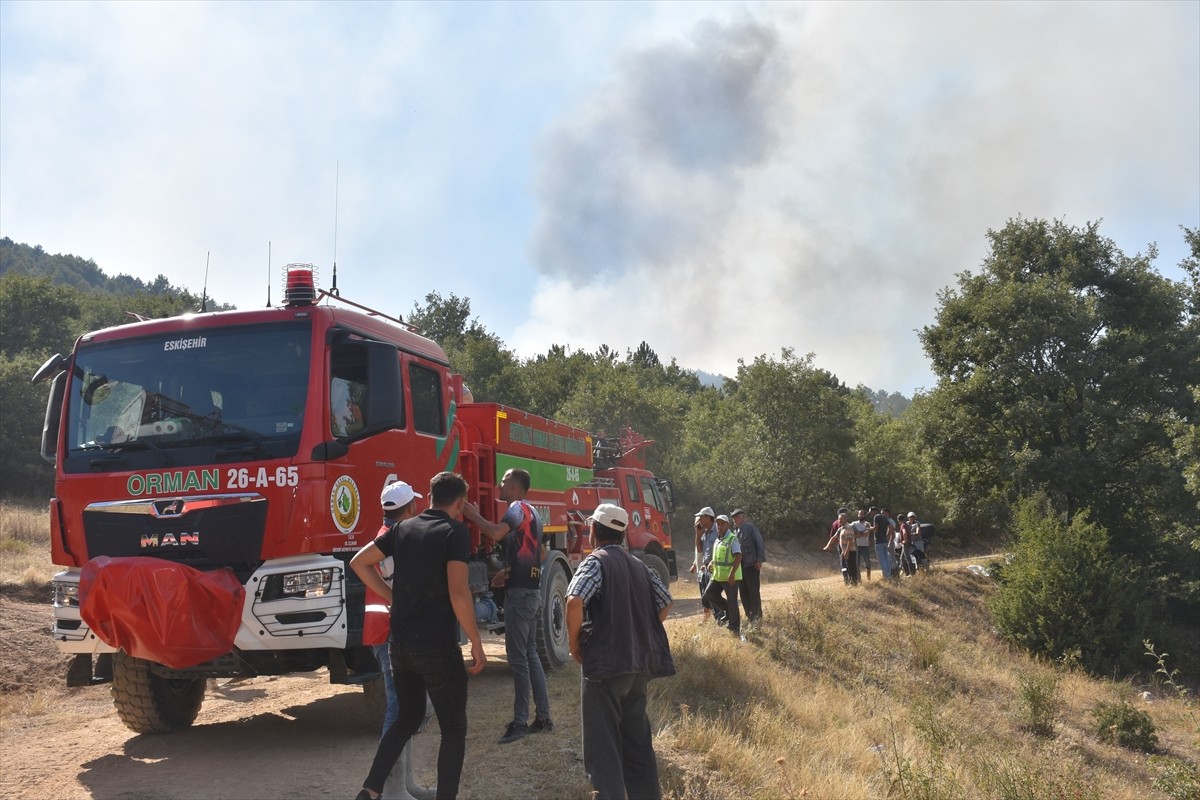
left=731, top=509, right=766, bottom=623
left=464, top=467, right=554, bottom=744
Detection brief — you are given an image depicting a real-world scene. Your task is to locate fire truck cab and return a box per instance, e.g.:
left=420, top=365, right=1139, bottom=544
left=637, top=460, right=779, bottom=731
left=31, top=265, right=676, bottom=734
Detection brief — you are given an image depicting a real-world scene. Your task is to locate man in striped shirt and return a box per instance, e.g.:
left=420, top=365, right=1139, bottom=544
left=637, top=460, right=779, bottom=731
left=567, top=503, right=675, bottom=800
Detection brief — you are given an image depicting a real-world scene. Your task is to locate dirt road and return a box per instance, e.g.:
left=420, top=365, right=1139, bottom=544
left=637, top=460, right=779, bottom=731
left=0, top=545, right=979, bottom=799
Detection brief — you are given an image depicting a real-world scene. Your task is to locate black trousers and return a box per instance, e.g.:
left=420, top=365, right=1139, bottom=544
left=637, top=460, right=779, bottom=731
left=739, top=565, right=762, bottom=622
left=703, top=579, right=741, bottom=635
left=844, top=551, right=859, bottom=585
left=363, top=640, right=469, bottom=799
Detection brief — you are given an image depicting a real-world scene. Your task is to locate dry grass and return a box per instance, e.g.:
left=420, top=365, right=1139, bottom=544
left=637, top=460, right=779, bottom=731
left=0, top=501, right=56, bottom=587
left=3, top=501, right=1194, bottom=799
left=650, top=569, right=1200, bottom=800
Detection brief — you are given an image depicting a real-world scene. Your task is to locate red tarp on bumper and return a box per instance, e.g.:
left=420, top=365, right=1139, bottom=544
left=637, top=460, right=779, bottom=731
left=79, top=557, right=245, bottom=669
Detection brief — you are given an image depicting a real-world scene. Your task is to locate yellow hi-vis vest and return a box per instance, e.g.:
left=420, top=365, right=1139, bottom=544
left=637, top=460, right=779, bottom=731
left=712, top=532, right=743, bottom=582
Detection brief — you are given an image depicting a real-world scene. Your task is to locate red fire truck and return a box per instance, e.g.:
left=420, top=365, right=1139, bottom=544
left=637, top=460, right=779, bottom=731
left=31, top=265, right=676, bottom=733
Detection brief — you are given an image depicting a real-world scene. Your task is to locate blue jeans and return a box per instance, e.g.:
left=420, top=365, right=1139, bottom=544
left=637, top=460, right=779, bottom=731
left=363, top=640, right=469, bottom=799
left=505, top=587, right=551, bottom=725
left=371, top=641, right=399, bottom=737
left=582, top=673, right=661, bottom=800
left=874, top=543, right=894, bottom=581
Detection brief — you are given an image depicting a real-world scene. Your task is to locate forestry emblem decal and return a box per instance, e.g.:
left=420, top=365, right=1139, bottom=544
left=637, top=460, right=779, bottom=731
left=330, top=475, right=361, bottom=534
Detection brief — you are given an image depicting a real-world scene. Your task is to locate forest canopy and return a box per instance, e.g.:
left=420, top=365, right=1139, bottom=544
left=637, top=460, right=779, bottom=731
left=1, top=222, right=1197, bottom=679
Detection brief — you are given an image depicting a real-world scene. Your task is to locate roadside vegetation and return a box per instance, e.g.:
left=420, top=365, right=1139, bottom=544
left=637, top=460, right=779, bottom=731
left=3, top=218, right=1198, bottom=693
left=649, top=568, right=1200, bottom=800
left=0, top=501, right=56, bottom=589
left=1, top=504, right=1197, bottom=798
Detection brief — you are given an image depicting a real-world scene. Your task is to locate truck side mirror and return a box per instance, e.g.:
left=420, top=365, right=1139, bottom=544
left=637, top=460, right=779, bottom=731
left=657, top=478, right=676, bottom=513
left=40, top=370, right=67, bottom=464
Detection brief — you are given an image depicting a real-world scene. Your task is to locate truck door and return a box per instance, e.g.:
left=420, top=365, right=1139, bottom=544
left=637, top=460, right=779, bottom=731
left=314, top=334, right=405, bottom=556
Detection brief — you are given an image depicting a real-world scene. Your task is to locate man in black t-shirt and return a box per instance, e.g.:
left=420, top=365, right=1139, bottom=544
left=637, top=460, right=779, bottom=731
left=351, top=472, right=485, bottom=800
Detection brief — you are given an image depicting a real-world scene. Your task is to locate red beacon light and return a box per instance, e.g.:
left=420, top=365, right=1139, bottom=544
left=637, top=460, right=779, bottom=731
left=283, top=264, right=318, bottom=307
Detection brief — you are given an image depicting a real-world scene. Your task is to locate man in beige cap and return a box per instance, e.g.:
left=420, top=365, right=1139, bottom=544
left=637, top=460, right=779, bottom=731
left=566, top=503, right=675, bottom=800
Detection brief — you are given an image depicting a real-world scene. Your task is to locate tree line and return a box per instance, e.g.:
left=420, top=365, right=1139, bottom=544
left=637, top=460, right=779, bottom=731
left=1, top=220, right=1197, bottom=679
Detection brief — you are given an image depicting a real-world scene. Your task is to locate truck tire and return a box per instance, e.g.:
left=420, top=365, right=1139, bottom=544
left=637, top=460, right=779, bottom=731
left=640, top=553, right=670, bottom=588
left=111, top=650, right=205, bottom=734
left=536, top=558, right=571, bottom=670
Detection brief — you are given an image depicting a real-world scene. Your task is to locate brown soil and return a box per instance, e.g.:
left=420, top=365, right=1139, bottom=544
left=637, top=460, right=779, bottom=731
left=0, top=538, right=996, bottom=799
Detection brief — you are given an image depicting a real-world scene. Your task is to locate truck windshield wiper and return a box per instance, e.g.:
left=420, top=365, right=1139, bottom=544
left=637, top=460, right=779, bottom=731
left=85, top=438, right=173, bottom=466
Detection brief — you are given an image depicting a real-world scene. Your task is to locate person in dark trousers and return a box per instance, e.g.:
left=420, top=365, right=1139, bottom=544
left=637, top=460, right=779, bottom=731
left=825, top=508, right=851, bottom=583
left=464, top=467, right=554, bottom=743
left=566, top=503, right=676, bottom=800
left=703, top=514, right=744, bottom=637
left=352, top=472, right=486, bottom=800
left=731, top=509, right=766, bottom=623
left=689, top=507, right=718, bottom=618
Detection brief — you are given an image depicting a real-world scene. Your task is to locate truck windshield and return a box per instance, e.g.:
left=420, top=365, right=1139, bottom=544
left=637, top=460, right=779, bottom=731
left=63, top=322, right=312, bottom=474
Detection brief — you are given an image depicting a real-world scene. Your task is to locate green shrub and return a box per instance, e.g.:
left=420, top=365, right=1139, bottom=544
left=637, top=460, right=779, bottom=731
left=988, top=498, right=1151, bottom=676
left=1091, top=700, right=1158, bottom=752
left=1017, top=671, right=1061, bottom=737
left=1149, top=755, right=1200, bottom=800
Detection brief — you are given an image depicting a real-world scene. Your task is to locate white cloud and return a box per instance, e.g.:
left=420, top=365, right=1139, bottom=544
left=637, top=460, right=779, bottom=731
left=2, top=2, right=1196, bottom=396
left=519, top=2, right=1200, bottom=393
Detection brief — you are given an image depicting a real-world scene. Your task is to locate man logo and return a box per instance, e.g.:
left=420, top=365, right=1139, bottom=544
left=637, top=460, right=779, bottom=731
left=140, top=532, right=200, bottom=548
left=154, top=499, right=184, bottom=517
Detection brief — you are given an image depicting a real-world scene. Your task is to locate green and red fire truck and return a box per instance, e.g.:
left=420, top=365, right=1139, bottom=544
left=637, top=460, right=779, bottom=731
left=31, top=264, right=675, bottom=733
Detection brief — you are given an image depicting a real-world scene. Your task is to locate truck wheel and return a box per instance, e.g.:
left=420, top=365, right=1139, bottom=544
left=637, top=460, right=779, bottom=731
left=640, top=553, right=670, bottom=588
left=361, top=675, right=386, bottom=733
left=536, top=558, right=571, bottom=670
left=111, top=650, right=205, bottom=734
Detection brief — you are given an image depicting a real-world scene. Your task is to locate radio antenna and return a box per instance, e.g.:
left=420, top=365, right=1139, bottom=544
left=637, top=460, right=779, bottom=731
left=201, top=251, right=210, bottom=313
left=266, top=241, right=272, bottom=307
left=330, top=160, right=340, bottom=297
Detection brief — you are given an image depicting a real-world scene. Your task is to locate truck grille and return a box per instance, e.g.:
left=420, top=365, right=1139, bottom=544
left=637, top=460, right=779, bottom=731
left=82, top=494, right=267, bottom=577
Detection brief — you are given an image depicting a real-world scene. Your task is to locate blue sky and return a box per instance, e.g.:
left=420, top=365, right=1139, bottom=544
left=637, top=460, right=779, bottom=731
left=2, top=1, right=1197, bottom=396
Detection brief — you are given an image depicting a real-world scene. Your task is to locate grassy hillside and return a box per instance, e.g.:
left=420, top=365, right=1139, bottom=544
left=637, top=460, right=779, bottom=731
left=649, top=570, right=1199, bottom=800
left=3, top=500, right=1196, bottom=798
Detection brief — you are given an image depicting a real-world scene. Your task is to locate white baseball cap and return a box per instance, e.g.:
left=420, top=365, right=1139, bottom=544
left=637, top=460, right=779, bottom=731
left=589, top=503, right=629, bottom=531
left=697, top=506, right=715, bottom=518
left=381, top=481, right=423, bottom=510
left=716, top=514, right=731, bottom=524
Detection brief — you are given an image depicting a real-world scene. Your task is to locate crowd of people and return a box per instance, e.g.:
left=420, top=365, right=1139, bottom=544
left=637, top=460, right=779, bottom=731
left=689, top=506, right=767, bottom=640
left=823, top=505, right=934, bottom=585
left=348, top=473, right=941, bottom=799
left=350, top=472, right=676, bottom=800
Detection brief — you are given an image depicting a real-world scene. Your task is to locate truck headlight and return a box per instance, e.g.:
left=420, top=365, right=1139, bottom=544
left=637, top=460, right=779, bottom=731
left=53, top=580, right=80, bottom=608
left=281, top=569, right=333, bottom=598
